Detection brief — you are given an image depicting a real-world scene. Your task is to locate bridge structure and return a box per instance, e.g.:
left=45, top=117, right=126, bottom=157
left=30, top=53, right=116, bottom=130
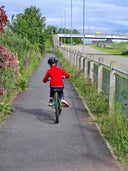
left=52, top=30, right=128, bottom=48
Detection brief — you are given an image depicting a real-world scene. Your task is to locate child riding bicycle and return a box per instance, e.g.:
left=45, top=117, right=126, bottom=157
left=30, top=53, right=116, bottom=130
left=43, top=56, right=70, bottom=107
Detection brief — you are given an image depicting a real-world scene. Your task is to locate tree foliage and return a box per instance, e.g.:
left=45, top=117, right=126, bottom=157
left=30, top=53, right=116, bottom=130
left=43, top=25, right=57, bottom=47
left=57, top=27, right=82, bottom=44
left=9, top=6, right=46, bottom=48
left=0, top=28, right=30, bottom=51
left=0, top=28, right=31, bottom=65
left=0, top=6, right=8, bottom=32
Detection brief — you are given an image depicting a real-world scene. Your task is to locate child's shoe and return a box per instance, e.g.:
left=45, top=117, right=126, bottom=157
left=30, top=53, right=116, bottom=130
left=61, top=99, right=69, bottom=107
left=48, top=98, right=53, bottom=106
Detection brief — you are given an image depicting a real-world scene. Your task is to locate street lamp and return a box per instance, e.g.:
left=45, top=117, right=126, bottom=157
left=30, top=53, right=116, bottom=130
left=64, top=9, right=67, bottom=44
left=60, top=16, right=63, bottom=45
left=70, top=0, right=73, bottom=47
left=82, top=0, right=85, bottom=53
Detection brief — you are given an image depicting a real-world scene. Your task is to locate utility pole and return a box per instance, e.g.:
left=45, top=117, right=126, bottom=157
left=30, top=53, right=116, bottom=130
left=82, top=0, right=85, bottom=53
left=60, top=16, right=63, bottom=45
left=64, top=9, right=67, bottom=44
left=70, top=0, right=73, bottom=48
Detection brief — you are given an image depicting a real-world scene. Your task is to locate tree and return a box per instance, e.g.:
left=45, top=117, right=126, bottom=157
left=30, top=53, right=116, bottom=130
left=57, top=27, right=82, bottom=45
left=0, top=6, right=8, bottom=32
left=9, top=6, right=46, bottom=47
left=43, top=25, right=57, bottom=47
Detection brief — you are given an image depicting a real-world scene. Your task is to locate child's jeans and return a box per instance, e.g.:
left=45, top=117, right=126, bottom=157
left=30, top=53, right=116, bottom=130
left=50, top=86, right=64, bottom=99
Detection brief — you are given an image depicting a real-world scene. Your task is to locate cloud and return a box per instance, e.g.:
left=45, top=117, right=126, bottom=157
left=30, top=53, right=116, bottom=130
left=1, top=0, right=128, bottom=32
left=84, top=1, right=128, bottom=31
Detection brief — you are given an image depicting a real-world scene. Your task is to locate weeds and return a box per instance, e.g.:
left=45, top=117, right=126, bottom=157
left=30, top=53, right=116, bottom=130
left=97, top=104, right=128, bottom=166
left=0, top=99, right=13, bottom=120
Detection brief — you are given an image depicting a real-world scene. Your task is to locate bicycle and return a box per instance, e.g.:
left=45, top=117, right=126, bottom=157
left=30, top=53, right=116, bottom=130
left=51, top=87, right=62, bottom=124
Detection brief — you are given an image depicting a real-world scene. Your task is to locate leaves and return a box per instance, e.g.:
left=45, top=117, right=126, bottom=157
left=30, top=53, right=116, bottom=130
left=0, top=46, right=18, bottom=69
left=0, top=6, right=8, bottom=32
left=9, top=6, right=46, bottom=46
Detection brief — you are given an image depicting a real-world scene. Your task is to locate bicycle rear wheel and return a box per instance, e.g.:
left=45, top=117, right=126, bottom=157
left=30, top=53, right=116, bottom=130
left=55, top=92, right=60, bottom=124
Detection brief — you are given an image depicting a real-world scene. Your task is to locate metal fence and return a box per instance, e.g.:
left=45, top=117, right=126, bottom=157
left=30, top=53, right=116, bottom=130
left=115, top=73, right=128, bottom=117
left=60, top=47, right=128, bottom=119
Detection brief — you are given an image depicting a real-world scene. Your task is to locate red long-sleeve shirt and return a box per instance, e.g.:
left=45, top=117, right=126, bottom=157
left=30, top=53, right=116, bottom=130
left=43, top=65, right=70, bottom=87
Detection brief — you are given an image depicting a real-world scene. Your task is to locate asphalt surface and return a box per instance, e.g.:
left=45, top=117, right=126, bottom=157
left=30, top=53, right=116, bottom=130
left=0, top=54, right=123, bottom=171
left=70, top=45, right=128, bottom=72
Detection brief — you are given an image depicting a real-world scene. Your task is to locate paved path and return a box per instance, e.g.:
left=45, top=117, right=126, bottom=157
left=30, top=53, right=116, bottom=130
left=0, top=54, right=123, bottom=171
left=71, top=45, right=128, bottom=73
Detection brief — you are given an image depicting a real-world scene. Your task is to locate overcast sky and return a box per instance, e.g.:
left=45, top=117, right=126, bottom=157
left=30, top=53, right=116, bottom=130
left=1, top=0, right=128, bottom=32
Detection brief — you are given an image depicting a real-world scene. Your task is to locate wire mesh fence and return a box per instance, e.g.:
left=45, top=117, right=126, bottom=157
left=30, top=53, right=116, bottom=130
left=94, top=63, right=98, bottom=88
left=115, top=73, right=128, bottom=118
left=102, top=67, right=110, bottom=98
left=60, top=47, right=128, bottom=121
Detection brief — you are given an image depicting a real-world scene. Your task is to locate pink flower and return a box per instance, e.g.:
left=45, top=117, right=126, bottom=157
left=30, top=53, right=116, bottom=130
left=0, top=46, right=18, bottom=69
left=6, top=60, right=9, bottom=65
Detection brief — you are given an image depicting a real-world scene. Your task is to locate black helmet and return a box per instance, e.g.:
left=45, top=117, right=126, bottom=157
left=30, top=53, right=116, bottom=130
left=48, top=57, right=58, bottom=65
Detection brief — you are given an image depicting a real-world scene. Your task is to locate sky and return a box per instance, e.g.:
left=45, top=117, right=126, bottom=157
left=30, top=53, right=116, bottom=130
left=1, top=0, right=128, bottom=33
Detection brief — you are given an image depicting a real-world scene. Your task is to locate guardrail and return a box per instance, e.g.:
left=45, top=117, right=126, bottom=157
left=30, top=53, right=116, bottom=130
left=60, top=47, right=128, bottom=121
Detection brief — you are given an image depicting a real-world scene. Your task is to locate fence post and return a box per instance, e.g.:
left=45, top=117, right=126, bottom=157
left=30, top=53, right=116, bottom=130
left=89, top=60, right=94, bottom=83
left=80, top=56, right=84, bottom=70
left=109, top=61, right=117, bottom=113
left=72, top=50, right=76, bottom=65
left=70, top=50, right=74, bottom=65
left=69, top=49, right=71, bottom=63
left=70, top=50, right=73, bottom=64
left=84, top=58, right=88, bottom=79
left=109, top=69, right=116, bottom=113
left=77, top=52, right=80, bottom=70
left=74, top=52, right=77, bottom=67
left=67, top=49, right=70, bottom=61
left=98, top=57, right=103, bottom=93
left=78, top=53, right=82, bottom=70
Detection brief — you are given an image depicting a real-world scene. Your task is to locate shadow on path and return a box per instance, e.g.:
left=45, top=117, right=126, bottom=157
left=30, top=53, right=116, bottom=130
left=15, top=107, right=56, bottom=124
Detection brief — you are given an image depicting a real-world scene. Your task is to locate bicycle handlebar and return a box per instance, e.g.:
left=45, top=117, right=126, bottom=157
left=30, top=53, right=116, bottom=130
left=48, top=76, right=66, bottom=81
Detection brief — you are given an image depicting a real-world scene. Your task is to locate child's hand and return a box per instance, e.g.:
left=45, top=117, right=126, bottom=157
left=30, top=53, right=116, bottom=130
left=62, top=75, right=66, bottom=79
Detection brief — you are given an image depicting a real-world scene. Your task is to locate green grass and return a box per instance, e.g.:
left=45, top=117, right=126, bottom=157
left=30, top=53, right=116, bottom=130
left=90, top=42, right=128, bottom=57
left=97, top=105, right=128, bottom=167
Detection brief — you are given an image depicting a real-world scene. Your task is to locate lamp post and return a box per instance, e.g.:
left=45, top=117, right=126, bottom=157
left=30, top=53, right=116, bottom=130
left=60, top=16, right=63, bottom=45
left=60, top=16, right=63, bottom=33
left=70, top=0, right=73, bottom=47
left=64, top=9, right=67, bottom=44
left=82, top=0, right=85, bottom=53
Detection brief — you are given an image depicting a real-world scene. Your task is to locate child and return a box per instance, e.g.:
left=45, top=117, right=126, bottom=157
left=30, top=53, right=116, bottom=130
left=43, top=56, right=70, bottom=107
